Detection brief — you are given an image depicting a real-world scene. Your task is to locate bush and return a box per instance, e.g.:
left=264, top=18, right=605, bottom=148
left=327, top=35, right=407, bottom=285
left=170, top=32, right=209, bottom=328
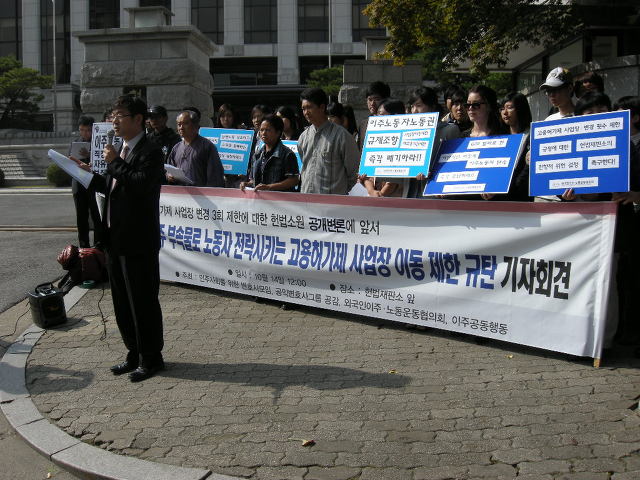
left=46, top=163, right=71, bottom=187
left=0, top=168, right=4, bottom=187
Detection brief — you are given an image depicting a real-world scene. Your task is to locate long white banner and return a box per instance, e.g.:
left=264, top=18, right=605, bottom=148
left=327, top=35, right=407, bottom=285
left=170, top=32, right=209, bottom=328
left=159, top=186, right=616, bottom=359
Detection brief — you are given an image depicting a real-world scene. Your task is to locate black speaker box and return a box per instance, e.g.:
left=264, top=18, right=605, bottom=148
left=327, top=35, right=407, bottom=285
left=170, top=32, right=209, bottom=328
left=28, top=283, right=67, bottom=329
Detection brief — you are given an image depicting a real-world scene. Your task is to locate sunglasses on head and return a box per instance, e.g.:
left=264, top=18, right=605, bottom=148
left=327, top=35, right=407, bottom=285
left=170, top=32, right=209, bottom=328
left=464, top=102, right=486, bottom=110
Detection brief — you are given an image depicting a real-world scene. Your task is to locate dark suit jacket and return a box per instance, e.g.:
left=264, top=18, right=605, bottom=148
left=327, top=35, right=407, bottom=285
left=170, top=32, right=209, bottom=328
left=90, top=134, right=164, bottom=257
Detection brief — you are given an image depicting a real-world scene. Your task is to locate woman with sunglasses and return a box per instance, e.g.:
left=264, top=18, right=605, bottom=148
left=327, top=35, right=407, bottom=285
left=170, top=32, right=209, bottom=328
left=462, top=85, right=506, bottom=137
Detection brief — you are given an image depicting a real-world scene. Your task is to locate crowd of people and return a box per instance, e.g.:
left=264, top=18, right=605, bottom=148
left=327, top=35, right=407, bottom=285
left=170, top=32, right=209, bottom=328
left=67, top=67, right=640, bottom=364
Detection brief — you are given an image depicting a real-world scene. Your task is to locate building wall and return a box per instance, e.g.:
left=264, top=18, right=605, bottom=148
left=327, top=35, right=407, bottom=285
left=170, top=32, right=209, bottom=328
left=12, top=0, right=374, bottom=131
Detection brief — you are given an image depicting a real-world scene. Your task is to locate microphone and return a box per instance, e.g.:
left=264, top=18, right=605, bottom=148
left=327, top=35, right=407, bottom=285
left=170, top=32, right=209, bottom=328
left=107, top=129, right=115, bottom=145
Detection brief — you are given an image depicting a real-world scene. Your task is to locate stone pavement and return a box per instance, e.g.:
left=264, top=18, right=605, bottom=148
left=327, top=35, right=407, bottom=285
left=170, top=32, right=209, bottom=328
left=14, top=282, right=640, bottom=479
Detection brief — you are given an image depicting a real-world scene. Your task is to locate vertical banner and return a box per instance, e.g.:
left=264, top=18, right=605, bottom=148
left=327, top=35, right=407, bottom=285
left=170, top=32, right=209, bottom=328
left=199, top=128, right=254, bottom=175
left=530, top=111, right=630, bottom=196
left=159, top=187, right=616, bottom=359
left=424, top=134, right=525, bottom=195
left=90, top=122, right=122, bottom=174
left=359, top=113, right=439, bottom=178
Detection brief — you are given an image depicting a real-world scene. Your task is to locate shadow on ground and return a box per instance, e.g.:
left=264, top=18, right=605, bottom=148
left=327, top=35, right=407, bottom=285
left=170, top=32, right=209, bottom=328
left=162, top=362, right=411, bottom=402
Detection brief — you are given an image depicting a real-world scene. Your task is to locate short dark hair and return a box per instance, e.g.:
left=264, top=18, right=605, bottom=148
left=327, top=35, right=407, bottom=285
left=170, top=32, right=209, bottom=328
left=365, top=81, right=390, bottom=99
left=300, top=87, right=328, bottom=109
left=582, top=71, right=604, bottom=93
left=261, top=114, right=284, bottom=135
left=78, top=115, right=94, bottom=127
left=575, top=91, right=611, bottom=116
left=251, top=104, right=271, bottom=116
left=378, top=98, right=406, bottom=115
left=499, top=92, right=532, bottom=133
left=327, top=102, right=345, bottom=118
left=614, top=96, right=640, bottom=130
left=444, top=84, right=461, bottom=101
left=113, top=95, right=147, bottom=128
left=409, top=87, right=441, bottom=113
left=450, top=89, right=467, bottom=105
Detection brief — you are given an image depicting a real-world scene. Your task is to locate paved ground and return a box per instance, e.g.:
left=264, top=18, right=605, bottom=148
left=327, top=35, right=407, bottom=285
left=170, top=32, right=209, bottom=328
left=21, top=282, right=640, bottom=479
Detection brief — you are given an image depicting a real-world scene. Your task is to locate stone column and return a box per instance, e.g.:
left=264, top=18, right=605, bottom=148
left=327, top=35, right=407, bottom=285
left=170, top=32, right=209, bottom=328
left=223, top=0, right=243, bottom=45
left=277, top=0, right=298, bottom=84
left=70, top=0, right=88, bottom=85
left=21, top=0, right=40, bottom=70
left=120, top=0, right=138, bottom=27
left=76, top=24, right=216, bottom=127
left=172, top=0, right=190, bottom=26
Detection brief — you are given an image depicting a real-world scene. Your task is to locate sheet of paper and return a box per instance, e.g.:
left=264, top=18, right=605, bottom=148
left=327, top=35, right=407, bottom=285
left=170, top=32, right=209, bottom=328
left=164, top=164, right=195, bottom=185
left=69, top=141, right=90, bottom=161
left=348, top=182, right=370, bottom=197
left=48, top=149, right=94, bottom=189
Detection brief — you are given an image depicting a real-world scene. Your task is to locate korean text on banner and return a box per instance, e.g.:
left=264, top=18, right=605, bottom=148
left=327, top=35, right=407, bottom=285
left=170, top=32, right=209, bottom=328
left=424, top=134, right=525, bottom=195
left=200, top=127, right=254, bottom=175
left=530, top=110, right=630, bottom=196
left=359, top=113, right=439, bottom=178
left=159, top=187, right=616, bottom=359
left=90, top=122, right=123, bottom=174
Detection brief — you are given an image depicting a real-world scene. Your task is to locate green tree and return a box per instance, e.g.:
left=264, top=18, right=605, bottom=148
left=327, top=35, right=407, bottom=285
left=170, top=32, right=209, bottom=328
left=364, top=0, right=580, bottom=76
left=307, top=66, right=343, bottom=99
left=0, top=55, right=52, bottom=129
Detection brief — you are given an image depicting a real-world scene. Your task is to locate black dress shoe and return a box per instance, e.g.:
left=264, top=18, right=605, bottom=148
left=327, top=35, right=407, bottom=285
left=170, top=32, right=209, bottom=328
left=110, top=360, right=138, bottom=375
left=128, top=362, right=164, bottom=383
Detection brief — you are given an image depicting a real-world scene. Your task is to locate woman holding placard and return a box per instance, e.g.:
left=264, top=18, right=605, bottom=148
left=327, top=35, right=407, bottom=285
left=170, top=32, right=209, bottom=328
left=462, top=85, right=506, bottom=138
left=239, top=114, right=299, bottom=192
left=485, top=92, right=534, bottom=202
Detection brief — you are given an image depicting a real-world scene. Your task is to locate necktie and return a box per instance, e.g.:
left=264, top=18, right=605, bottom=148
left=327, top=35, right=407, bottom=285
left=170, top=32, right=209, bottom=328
left=108, top=145, right=129, bottom=227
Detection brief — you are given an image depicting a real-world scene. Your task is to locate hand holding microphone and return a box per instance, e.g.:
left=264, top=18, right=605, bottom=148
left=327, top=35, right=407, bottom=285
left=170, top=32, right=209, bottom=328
left=103, top=129, right=117, bottom=164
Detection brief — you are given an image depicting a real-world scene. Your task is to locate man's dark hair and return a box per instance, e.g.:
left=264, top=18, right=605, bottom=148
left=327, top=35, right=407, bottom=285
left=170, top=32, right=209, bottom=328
left=365, top=81, right=390, bottom=99
left=379, top=98, right=406, bottom=115
left=78, top=115, right=94, bottom=127
left=300, top=87, right=328, bottom=109
left=113, top=95, right=147, bottom=128
left=327, top=102, right=345, bottom=118
left=575, top=91, right=611, bottom=116
left=261, top=114, right=284, bottom=135
left=614, top=95, right=640, bottom=130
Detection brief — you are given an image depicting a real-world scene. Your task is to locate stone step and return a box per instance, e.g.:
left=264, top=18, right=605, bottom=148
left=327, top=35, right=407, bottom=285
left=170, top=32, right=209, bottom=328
left=3, top=177, right=49, bottom=187
left=0, top=152, right=42, bottom=178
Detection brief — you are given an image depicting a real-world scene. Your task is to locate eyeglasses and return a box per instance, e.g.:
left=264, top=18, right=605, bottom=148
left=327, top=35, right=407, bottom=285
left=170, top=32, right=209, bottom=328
left=112, top=113, right=133, bottom=120
left=464, top=102, right=486, bottom=110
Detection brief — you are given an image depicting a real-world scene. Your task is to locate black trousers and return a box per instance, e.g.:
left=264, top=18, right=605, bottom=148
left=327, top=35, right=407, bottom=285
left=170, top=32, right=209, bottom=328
left=106, top=250, right=164, bottom=367
left=73, top=186, right=103, bottom=248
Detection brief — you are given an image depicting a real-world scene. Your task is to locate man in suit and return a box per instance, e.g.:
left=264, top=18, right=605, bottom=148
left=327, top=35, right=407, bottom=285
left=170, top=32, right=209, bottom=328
left=84, top=95, right=166, bottom=382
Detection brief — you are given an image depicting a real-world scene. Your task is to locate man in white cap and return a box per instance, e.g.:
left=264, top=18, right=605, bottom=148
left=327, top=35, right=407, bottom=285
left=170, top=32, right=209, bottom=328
left=540, top=67, right=575, bottom=120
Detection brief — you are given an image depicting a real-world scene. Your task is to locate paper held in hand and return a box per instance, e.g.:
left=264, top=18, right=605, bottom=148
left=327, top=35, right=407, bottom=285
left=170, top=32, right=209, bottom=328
left=164, top=164, right=195, bottom=185
left=48, top=149, right=94, bottom=189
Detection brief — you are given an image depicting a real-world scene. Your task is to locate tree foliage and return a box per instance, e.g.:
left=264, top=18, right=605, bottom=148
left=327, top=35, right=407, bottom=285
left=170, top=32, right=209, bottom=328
left=364, top=0, right=580, bottom=76
left=0, top=55, right=52, bottom=129
left=307, top=66, right=344, bottom=99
